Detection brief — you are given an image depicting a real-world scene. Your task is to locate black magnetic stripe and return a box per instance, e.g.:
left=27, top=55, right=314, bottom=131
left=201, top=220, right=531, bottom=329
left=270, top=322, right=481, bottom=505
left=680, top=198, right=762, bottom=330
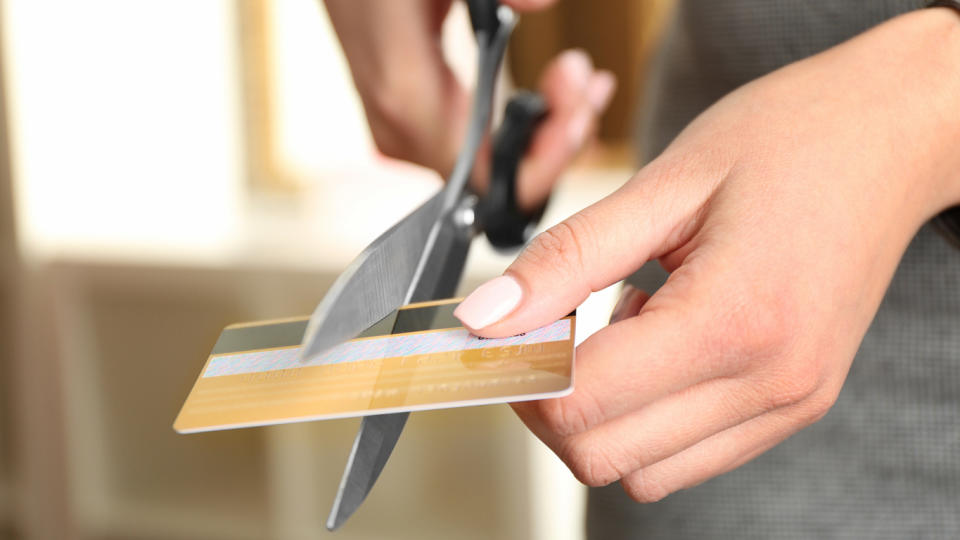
left=356, top=311, right=399, bottom=339
left=391, top=302, right=462, bottom=334
left=209, top=302, right=464, bottom=356
left=210, top=319, right=309, bottom=355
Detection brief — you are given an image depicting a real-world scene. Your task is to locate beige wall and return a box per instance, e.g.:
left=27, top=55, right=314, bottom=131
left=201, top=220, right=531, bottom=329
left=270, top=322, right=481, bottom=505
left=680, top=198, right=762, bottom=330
left=509, top=0, right=675, bottom=143
left=0, top=9, right=19, bottom=533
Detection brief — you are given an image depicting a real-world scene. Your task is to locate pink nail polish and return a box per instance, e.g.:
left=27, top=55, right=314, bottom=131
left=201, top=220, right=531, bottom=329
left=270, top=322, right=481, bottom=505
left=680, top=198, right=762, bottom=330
left=587, top=73, right=616, bottom=111
left=560, top=49, right=592, bottom=87
left=454, top=275, right=523, bottom=330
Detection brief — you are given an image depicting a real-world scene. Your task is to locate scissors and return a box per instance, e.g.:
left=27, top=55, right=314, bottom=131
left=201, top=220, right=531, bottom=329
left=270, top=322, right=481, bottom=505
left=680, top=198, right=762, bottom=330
left=299, top=0, right=550, bottom=531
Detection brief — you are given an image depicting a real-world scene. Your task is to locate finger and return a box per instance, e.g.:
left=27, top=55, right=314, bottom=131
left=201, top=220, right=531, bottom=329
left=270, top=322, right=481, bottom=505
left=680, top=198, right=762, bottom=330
left=619, top=397, right=833, bottom=503
left=509, top=233, right=814, bottom=438
left=515, top=50, right=614, bottom=210
left=510, top=282, right=730, bottom=440
left=515, top=68, right=616, bottom=210
left=538, top=49, right=596, bottom=111
left=517, top=372, right=797, bottom=488
left=471, top=49, right=602, bottom=209
left=453, top=154, right=719, bottom=336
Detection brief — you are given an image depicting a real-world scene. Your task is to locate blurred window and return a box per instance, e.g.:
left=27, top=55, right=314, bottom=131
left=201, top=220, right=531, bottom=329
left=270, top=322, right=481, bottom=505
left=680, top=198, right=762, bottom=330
left=2, top=0, right=245, bottom=260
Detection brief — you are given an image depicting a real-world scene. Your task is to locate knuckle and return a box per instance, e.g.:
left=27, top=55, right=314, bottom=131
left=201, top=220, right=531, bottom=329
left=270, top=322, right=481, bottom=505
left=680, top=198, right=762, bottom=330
left=622, top=472, right=670, bottom=503
left=761, top=364, right=822, bottom=410
left=537, top=397, right=594, bottom=438
left=785, top=364, right=823, bottom=403
left=364, top=98, right=410, bottom=157
left=795, top=387, right=839, bottom=426
left=707, top=291, right=800, bottom=371
left=368, top=130, right=408, bottom=162
left=753, top=353, right=838, bottom=415
left=367, top=123, right=416, bottom=164
left=519, top=215, right=593, bottom=281
left=558, top=436, right=623, bottom=487
left=736, top=307, right=794, bottom=358
left=362, top=86, right=434, bottom=164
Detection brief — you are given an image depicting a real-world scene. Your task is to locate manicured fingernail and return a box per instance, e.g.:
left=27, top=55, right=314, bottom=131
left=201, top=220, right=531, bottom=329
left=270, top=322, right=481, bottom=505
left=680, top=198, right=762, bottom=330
left=609, top=285, right=640, bottom=324
left=568, top=108, right=592, bottom=148
left=454, top=275, right=523, bottom=330
left=587, top=72, right=616, bottom=111
left=560, top=49, right=592, bottom=87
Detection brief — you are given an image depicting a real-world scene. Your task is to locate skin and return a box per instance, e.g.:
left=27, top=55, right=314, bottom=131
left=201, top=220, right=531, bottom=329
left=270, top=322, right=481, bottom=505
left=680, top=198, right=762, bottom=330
left=327, top=1, right=960, bottom=503
left=323, top=0, right=616, bottom=212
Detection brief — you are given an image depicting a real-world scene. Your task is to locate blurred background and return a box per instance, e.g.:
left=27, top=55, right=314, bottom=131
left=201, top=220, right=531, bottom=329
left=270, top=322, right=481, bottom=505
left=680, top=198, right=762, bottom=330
left=0, top=0, right=672, bottom=538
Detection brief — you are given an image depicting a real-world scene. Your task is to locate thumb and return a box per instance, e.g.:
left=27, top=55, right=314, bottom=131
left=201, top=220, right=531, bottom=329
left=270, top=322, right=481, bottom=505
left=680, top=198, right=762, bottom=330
left=454, top=166, right=713, bottom=337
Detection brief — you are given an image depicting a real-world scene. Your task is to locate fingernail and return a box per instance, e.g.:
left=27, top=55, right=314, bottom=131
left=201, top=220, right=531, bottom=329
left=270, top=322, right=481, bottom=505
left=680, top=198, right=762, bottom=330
left=609, top=284, right=640, bottom=324
left=567, top=108, right=592, bottom=148
left=560, top=49, right=592, bottom=87
left=587, top=72, right=616, bottom=112
left=454, top=275, right=523, bottom=330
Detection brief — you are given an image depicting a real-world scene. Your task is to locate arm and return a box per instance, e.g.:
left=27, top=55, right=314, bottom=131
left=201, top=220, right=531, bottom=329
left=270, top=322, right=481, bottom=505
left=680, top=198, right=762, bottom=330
left=453, top=7, right=960, bottom=500
left=323, top=0, right=464, bottom=177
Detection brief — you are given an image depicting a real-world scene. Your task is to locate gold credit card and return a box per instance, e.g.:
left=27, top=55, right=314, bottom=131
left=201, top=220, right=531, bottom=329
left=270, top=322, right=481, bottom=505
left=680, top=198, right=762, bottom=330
left=174, top=298, right=575, bottom=433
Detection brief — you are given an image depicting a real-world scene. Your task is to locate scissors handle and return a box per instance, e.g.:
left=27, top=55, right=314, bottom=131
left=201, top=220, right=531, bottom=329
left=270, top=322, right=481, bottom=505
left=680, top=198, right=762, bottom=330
left=466, top=0, right=502, bottom=37
left=481, top=91, right=548, bottom=249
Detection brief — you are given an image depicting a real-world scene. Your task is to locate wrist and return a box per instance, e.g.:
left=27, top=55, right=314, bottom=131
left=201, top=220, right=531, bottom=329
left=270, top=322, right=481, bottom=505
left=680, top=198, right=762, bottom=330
left=893, top=7, right=960, bottom=217
left=814, top=7, right=960, bottom=234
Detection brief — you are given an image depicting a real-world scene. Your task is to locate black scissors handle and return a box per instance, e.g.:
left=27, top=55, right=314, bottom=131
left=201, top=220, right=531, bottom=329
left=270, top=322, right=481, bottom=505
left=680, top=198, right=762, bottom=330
left=481, top=91, right=548, bottom=249
left=466, top=1, right=549, bottom=250
left=466, top=0, right=502, bottom=37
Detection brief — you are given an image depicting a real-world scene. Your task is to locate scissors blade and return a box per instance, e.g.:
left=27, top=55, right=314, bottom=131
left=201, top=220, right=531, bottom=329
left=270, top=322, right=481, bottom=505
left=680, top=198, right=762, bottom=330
left=301, top=3, right=514, bottom=364
left=325, top=201, right=475, bottom=531
left=320, top=3, right=517, bottom=530
left=299, top=191, right=445, bottom=362
left=326, top=413, right=408, bottom=531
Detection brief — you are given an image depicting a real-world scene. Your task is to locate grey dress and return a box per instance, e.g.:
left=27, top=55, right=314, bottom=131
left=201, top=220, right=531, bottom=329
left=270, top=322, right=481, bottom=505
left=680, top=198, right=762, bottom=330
left=590, top=1, right=960, bottom=538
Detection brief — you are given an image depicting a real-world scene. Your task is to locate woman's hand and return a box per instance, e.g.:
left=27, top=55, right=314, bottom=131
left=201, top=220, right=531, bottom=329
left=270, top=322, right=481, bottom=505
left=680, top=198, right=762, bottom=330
left=453, top=8, right=960, bottom=501
left=323, top=0, right=614, bottom=211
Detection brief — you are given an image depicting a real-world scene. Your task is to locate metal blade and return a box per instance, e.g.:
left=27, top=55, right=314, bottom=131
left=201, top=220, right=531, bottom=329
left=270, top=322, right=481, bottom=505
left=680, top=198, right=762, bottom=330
left=301, top=5, right=514, bottom=363
left=321, top=4, right=518, bottom=531
left=326, top=413, right=408, bottom=531
left=299, top=191, right=445, bottom=362
left=325, top=203, right=475, bottom=530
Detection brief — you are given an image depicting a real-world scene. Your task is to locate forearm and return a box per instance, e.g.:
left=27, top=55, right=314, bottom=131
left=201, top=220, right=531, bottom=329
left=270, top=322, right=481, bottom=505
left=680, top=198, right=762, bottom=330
left=324, top=1, right=444, bottom=101
left=922, top=4, right=960, bottom=244
left=880, top=7, right=960, bottom=218
left=322, top=0, right=465, bottom=172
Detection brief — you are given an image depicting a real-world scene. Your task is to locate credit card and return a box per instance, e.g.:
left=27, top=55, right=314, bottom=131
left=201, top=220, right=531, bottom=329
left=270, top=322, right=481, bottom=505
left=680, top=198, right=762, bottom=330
left=174, top=298, right=575, bottom=433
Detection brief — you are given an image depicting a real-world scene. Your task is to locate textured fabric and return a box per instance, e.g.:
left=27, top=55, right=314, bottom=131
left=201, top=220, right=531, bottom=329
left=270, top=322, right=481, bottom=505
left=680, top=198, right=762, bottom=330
left=637, top=0, right=925, bottom=160
left=592, top=1, right=960, bottom=538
